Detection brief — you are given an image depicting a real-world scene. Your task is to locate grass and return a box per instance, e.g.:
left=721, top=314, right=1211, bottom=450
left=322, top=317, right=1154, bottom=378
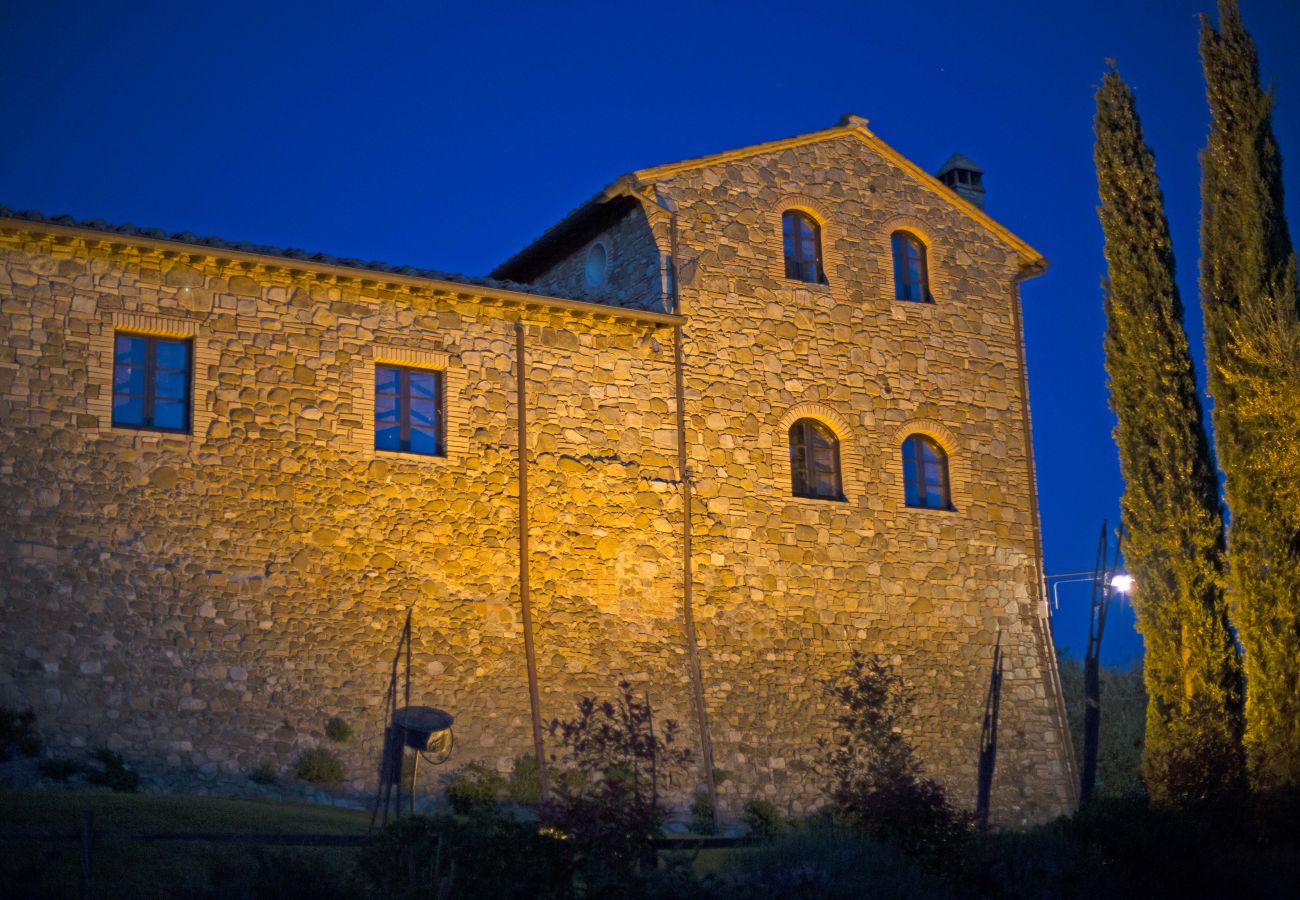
left=0, top=788, right=369, bottom=834
left=0, top=790, right=368, bottom=900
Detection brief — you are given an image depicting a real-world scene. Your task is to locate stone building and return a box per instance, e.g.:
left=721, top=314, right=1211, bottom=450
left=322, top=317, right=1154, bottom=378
left=0, top=115, right=1075, bottom=824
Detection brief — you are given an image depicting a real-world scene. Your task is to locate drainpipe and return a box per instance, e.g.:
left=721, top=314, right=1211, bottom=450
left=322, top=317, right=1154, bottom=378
left=1009, top=269, right=1079, bottom=812
left=515, top=317, right=549, bottom=798
left=632, top=185, right=720, bottom=829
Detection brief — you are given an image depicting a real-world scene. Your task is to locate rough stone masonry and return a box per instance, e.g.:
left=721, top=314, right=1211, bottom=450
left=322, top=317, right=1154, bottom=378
left=0, top=116, right=1075, bottom=825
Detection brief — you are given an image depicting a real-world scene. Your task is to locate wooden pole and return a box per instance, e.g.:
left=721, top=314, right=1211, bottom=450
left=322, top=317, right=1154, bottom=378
left=515, top=319, right=549, bottom=798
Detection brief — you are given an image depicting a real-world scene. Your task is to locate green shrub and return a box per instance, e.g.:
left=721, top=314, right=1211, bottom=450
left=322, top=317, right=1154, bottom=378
left=323, top=716, right=351, bottom=743
left=357, top=813, right=570, bottom=900
left=541, top=682, right=692, bottom=888
left=249, top=761, right=279, bottom=785
left=37, top=757, right=81, bottom=782
left=85, top=748, right=140, bottom=793
left=743, top=798, right=785, bottom=840
left=690, top=788, right=716, bottom=835
left=445, top=761, right=505, bottom=815
left=506, top=753, right=543, bottom=806
left=295, top=747, right=345, bottom=786
left=0, top=707, right=42, bottom=760
left=722, top=826, right=947, bottom=899
left=818, top=652, right=970, bottom=857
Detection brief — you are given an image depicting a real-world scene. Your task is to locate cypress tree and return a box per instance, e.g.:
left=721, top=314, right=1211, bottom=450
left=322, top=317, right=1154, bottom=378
left=1094, top=67, right=1244, bottom=803
left=1200, top=0, right=1300, bottom=790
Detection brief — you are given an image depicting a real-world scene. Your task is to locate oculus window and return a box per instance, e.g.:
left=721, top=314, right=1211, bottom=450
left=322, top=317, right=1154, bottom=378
left=892, top=231, right=932, bottom=302
left=902, top=434, right=951, bottom=509
left=112, top=333, right=192, bottom=433
left=782, top=211, right=824, bottom=283
left=789, top=418, right=842, bottom=500
left=375, top=365, right=444, bottom=456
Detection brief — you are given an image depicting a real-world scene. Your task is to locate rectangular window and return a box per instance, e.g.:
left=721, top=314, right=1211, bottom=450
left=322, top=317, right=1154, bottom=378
left=375, top=365, right=444, bottom=456
left=112, top=333, right=192, bottom=433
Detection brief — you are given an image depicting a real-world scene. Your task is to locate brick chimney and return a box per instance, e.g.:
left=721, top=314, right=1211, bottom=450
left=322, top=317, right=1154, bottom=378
left=936, top=154, right=985, bottom=209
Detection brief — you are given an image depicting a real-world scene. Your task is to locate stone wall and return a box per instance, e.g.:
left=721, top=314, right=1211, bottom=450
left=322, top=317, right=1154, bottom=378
left=523, top=206, right=666, bottom=313
left=0, top=125, right=1073, bottom=827
left=518, top=130, right=1074, bottom=823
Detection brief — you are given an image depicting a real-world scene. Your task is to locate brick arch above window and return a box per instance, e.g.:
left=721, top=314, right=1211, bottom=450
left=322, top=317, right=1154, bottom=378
left=879, top=214, right=948, bottom=304
left=770, top=195, right=844, bottom=286
left=888, top=418, right=968, bottom=513
left=775, top=402, right=864, bottom=502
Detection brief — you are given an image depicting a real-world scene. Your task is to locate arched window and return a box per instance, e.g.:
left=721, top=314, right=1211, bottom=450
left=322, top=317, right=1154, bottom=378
left=892, top=231, right=932, bottom=302
left=783, top=211, right=824, bottom=283
left=902, top=435, right=951, bottom=509
left=789, top=418, right=842, bottom=500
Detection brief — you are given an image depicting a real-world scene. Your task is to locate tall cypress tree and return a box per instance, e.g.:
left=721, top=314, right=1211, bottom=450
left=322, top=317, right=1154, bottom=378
left=1095, top=67, right=1244, bottom=803
left=1200, top=0, right=1300, bottom=790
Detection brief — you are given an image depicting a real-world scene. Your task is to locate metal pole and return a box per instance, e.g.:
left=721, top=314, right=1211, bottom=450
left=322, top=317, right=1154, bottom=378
left=1081, top=523, right=1121, bottom=805
left=515, top=318, right=549, bottom=798
left=81, top=807, right=94, bottom=900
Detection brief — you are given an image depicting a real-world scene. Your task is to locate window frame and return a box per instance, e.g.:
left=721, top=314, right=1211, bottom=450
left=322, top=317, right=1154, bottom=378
left=111, top=332, right=193, bottom=434
left=782, top=210, right=825, bottom=284
left=902, top=434, right=952, bottom=510
left=374, top=363, right=446, bottom=457
left=789, top=417, right=844, bottom=501
left=891, top=230, right=933, bottom=303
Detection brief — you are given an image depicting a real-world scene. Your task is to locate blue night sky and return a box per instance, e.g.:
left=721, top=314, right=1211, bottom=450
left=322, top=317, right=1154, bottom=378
left=3, top=1, right=1297, bottom=664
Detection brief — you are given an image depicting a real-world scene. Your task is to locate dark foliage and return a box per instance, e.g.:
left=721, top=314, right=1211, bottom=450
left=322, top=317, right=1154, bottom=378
left=505, top=752, right=543, bottom=806
left=295, top=747, right=345, bottom=786
left=444, top=761, right=505, bottom=815
left=1058, top=655, right=1146, bottom=798
left=816, top=653, right=970, bottom=857
left=742, top=798, right=786, bottom=840
left=0, top=706, right=42, bottom=761
left=323, top=716, right=351, bottom=743
left=37, top=757, right=81, bottom=782
left=357, top=813, right=570, bottom=900
left=541, top=681, right=691, bottom=889
left=85, top=748, right=140, bottom=793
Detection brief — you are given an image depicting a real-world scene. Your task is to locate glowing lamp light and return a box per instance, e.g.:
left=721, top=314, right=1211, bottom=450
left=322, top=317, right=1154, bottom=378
left=1109, top=574, right=1135, bottom=594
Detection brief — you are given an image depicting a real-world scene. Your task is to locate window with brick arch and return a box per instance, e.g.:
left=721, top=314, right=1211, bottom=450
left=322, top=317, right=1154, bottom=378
left=375, top=365, right=444, bottom=456
left=112, top=333, right=192, bottom=433
left=783, top=210, right=824, bottom=283
left=789, top=418, right=842, bottom=500
left=892, top=230, right=933, bottom=302
left=902, top=434, right=951, bottom=509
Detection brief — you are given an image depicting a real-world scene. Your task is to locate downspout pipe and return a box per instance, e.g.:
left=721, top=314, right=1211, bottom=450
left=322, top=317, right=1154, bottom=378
left=515, top=318, right=549, bottom=798
left=618, top=180, right=719, bottom=827
left=1010, top=266, right=1079, bottom=812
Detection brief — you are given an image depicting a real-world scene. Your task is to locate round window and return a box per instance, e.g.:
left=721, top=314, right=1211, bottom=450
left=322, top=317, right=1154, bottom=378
left=585, top=242, right=609, bottom=287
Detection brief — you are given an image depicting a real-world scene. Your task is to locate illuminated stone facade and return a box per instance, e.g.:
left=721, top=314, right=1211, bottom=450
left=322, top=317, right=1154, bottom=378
left=0, top=118, right=1075, bottom=824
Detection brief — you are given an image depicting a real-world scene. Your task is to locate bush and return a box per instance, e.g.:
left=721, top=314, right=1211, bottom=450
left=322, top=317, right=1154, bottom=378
left=743, top=798, right=785, bottom=840
left=817, top=652, right=970, bottom=857
left=721, top=826, right=950, bottom=899
left=323, top=716, right=351, bottom=743
left=249, top=761, right=279, bottom=785
left=295, top=747, right=345, bottom=786
left=506, top=752, right=543, bottom=806
left=446, top=761, right=506, bottom=815
left=541, top=681, right=691, bottom=888
left=357, top=813, right=570, bottom=900
left=37, top=757, right=81, bottom=782
left=85, top=748, right=140, bottom=793
left=690, top=788, right=716, bottom=834
left=0, top=707, right=42, bottom=760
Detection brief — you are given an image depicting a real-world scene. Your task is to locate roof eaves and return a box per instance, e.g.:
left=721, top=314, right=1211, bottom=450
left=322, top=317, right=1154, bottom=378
left=629, top=121, right=1048, bottom=274
left=0, top=207, right=683, bottom=326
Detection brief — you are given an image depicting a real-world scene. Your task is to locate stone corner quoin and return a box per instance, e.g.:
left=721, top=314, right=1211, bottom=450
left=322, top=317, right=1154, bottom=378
left=0, top=121, right=1074, bottom=826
